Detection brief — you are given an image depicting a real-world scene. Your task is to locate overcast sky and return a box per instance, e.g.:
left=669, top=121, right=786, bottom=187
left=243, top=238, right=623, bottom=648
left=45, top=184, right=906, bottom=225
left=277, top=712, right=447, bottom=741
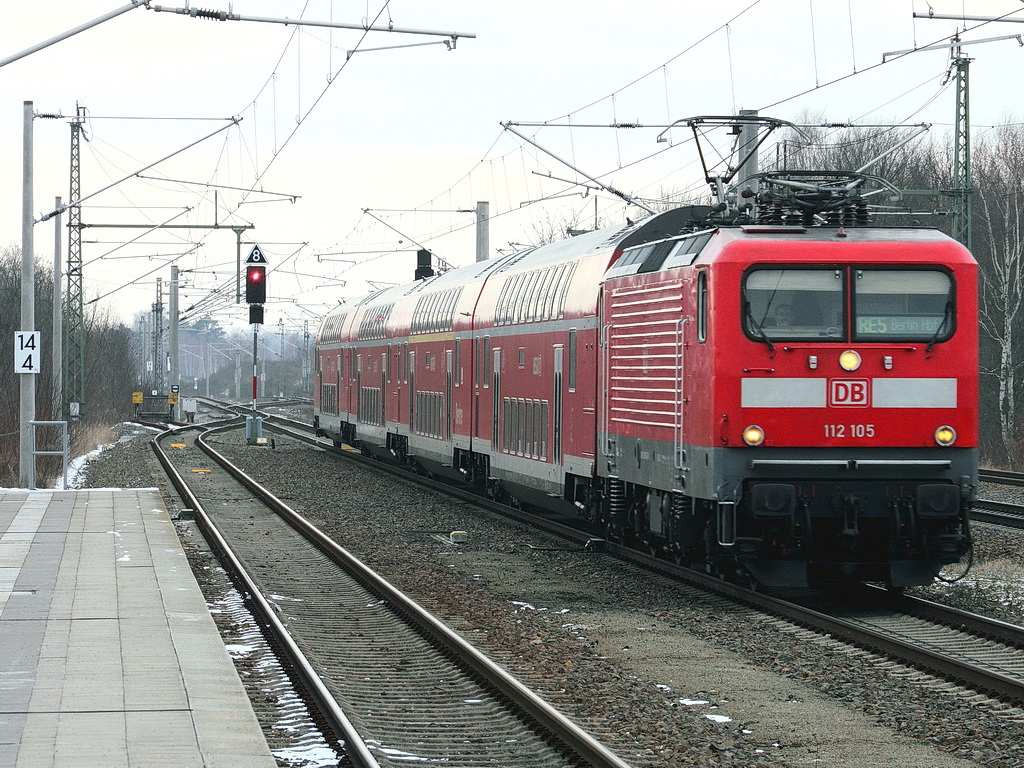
left=2, top=0, right=1023, bottom=333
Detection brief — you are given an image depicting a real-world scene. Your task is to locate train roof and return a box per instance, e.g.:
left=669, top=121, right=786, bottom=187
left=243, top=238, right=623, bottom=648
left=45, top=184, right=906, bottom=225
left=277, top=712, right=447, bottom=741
left=319, top=206, right=719, bottom=318
left=716, top=224, right=965, bottom=244
left=316, top=209, right=974, bottom=337
left=708, top=224, right=976, bottom=265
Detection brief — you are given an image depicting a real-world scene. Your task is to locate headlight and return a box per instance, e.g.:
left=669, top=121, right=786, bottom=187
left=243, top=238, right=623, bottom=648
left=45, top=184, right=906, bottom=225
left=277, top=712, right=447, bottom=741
left=839, top=350, right=861, bottom=371
left=743, top=425, right=765, bottom=446
left=934, top=426, right=957, bottom=446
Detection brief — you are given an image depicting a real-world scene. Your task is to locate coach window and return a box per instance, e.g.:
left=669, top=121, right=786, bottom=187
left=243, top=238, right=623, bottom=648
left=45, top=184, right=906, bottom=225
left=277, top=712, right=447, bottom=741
left=496, top=281, right=512, bottom=326
left=454, top=338, right=461, bottom=386
left=508, top=274, right=528, bottom=324
left=525, top=400, right=534, bottom=456
left=853, top=269, right=954, bottom=342
left=515, top=271, right=536, bottom=324
left=526, top=270, right=544, bottom=322
left=534, top=268, right=556, bottom=321
left=697, top=271, right=708, bottom=343
left=427, top=296, right=436, bottom=331
left=516, top=272, right=533, bottom=324
left=483, top=336, right=491, bottom=387
left=512, top=399, right=520, bottom=453
left=545, top=264, right=567, bottom=319
left=555, top=262, right=577, bottom=319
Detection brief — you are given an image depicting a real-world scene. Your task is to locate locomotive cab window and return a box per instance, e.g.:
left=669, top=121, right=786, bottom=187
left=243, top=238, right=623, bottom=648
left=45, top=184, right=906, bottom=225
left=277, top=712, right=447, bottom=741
left=853, top=269, right=954, bottom=342
left=743, top=266, right=956, bottom=344
left=743, top=268, right=843, bottom=341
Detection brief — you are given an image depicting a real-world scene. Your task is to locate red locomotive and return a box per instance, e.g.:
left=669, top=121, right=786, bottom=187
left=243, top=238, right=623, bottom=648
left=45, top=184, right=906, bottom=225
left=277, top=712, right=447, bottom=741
left=314, top=172, right=976, bottom=588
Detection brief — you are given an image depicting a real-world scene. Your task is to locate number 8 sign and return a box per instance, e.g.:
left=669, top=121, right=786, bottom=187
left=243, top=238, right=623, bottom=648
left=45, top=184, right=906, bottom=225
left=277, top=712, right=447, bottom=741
left=14, top=331, right=41, bottom=374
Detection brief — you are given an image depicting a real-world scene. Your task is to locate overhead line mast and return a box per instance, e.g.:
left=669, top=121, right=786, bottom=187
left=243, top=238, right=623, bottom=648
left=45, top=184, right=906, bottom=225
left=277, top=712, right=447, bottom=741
left=902, top=13, right=1024, bottom=247
left=951, top=49, right=972, bottom=250
left=65, top=106, right=86, bottom=420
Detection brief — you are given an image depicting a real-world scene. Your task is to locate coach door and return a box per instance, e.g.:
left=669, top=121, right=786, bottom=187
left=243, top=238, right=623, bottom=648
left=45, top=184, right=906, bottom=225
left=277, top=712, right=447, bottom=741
left=445, top=349, right=453, bottom=440
left=335, top=355, right=341, bottom=415
left=381, top=352, right=387, bottom=426
left=408, top=351, right=416, bottom=430
left=491, top=348, right=501, bottom=450
left=355, top=353, right=362, bottom=422
left=346, top=348, right=356, bottom=418
left=552, top=346, right=563, bottom=464
left=474, top=336, right=490, bottom=442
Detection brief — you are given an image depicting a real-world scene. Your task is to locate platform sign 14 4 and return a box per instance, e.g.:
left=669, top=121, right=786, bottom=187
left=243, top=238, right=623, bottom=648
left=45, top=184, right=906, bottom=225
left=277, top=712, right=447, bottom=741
left=14, top=331, right=41, bottom=374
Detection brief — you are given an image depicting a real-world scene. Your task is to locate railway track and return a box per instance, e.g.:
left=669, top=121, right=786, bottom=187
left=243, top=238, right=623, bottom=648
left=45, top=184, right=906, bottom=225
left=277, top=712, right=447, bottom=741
left=238, top=409, right=1024, bottom=708
left=971, top=497, right=1024, bottom=529
left=152, top=418, right=632, bottom=768
left=980, top=468, right=1024, bottom=487
left=975, top=467, right=1024, bottom=529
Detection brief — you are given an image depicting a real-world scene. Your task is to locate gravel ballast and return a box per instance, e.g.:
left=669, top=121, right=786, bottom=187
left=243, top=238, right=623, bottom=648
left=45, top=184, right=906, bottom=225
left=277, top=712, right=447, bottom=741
left=77, top=422, right=1024, bottom=768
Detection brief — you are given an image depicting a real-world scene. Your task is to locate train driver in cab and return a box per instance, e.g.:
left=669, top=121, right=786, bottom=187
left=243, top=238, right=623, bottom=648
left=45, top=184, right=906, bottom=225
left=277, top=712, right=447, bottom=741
left=772, top=303, right=794, bottom=327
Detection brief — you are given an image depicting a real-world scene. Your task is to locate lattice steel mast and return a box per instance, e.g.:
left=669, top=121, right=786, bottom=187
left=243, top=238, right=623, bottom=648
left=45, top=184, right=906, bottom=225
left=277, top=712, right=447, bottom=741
left=951, top=52, right=972, bottom=250
left=64, top=105, right=86, bottom=418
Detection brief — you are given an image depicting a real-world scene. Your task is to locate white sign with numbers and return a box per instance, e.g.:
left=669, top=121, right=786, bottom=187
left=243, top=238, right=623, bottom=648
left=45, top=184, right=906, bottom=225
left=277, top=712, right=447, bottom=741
left=14, top=331, right=41, bottom=374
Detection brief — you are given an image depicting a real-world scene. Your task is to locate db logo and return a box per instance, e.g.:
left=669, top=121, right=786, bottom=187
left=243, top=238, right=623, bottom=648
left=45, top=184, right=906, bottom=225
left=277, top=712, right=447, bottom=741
left=829, top=379, right=871, bottom=407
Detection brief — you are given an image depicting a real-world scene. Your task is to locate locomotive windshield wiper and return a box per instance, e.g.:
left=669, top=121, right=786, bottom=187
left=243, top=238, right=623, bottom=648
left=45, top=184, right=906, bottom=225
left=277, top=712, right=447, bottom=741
left=926, top=300, right=954, bottom=352
left=745, top=304, right=776, bottom=352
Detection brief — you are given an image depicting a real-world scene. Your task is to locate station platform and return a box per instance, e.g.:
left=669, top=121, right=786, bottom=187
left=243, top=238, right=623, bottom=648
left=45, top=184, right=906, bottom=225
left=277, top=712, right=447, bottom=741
left=0, top=488, right=276, bottom=768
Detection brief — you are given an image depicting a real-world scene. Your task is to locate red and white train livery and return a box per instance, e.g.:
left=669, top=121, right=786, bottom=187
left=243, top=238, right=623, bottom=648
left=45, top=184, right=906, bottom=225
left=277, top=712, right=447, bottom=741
left=314, top=204, right=976, bottom=587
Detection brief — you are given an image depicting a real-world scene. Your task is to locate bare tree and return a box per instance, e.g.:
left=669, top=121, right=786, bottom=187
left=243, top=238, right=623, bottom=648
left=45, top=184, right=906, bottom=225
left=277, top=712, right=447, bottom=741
left=647, top=185, right=710, bottom=213
left=522, top=207, right=591, bottom=247
left=773, top=121, right=952, bottom=230
left=973, top=122, right=1024, bottom=461
left=0, top=243, right=140, bottom=485
left=0, top=243, right=59, bottom=484
left=773, top=119, right=1024, bottom=462
left=83, top=304, right=138, bottom=420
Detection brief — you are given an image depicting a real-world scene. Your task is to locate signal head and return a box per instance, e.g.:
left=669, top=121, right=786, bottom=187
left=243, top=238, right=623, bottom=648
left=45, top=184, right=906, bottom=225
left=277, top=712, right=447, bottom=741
left=245, top=265, right=267, bottom=304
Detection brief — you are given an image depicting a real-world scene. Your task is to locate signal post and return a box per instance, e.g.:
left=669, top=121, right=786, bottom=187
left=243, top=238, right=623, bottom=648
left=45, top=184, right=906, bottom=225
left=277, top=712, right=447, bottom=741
left=244, top=245, right=268, bottom=445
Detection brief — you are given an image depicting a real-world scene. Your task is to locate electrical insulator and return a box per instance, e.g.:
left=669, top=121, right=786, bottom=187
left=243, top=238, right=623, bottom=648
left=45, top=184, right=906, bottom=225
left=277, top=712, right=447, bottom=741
left=245, top=265, right=266, bottom=304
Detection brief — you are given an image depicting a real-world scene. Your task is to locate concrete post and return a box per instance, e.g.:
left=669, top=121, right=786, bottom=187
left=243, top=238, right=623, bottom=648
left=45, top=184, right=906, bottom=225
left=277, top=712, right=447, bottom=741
left=475, top=201, right=489, bottom=262
left=20, top=101, right=36, bottom=488
left=169, top=266, right=179, bottom=420
left=52, top=196, right=62, bottom=420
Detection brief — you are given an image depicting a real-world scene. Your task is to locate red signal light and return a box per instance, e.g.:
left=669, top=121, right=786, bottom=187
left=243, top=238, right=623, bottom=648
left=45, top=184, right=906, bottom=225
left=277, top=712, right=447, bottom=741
left=245, top=265, right=267, bottom=303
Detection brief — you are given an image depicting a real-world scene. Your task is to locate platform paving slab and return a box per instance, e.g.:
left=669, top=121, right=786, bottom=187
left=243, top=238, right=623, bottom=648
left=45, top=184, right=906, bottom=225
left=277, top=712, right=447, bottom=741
left=0, top=488, right=276, bottom=768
